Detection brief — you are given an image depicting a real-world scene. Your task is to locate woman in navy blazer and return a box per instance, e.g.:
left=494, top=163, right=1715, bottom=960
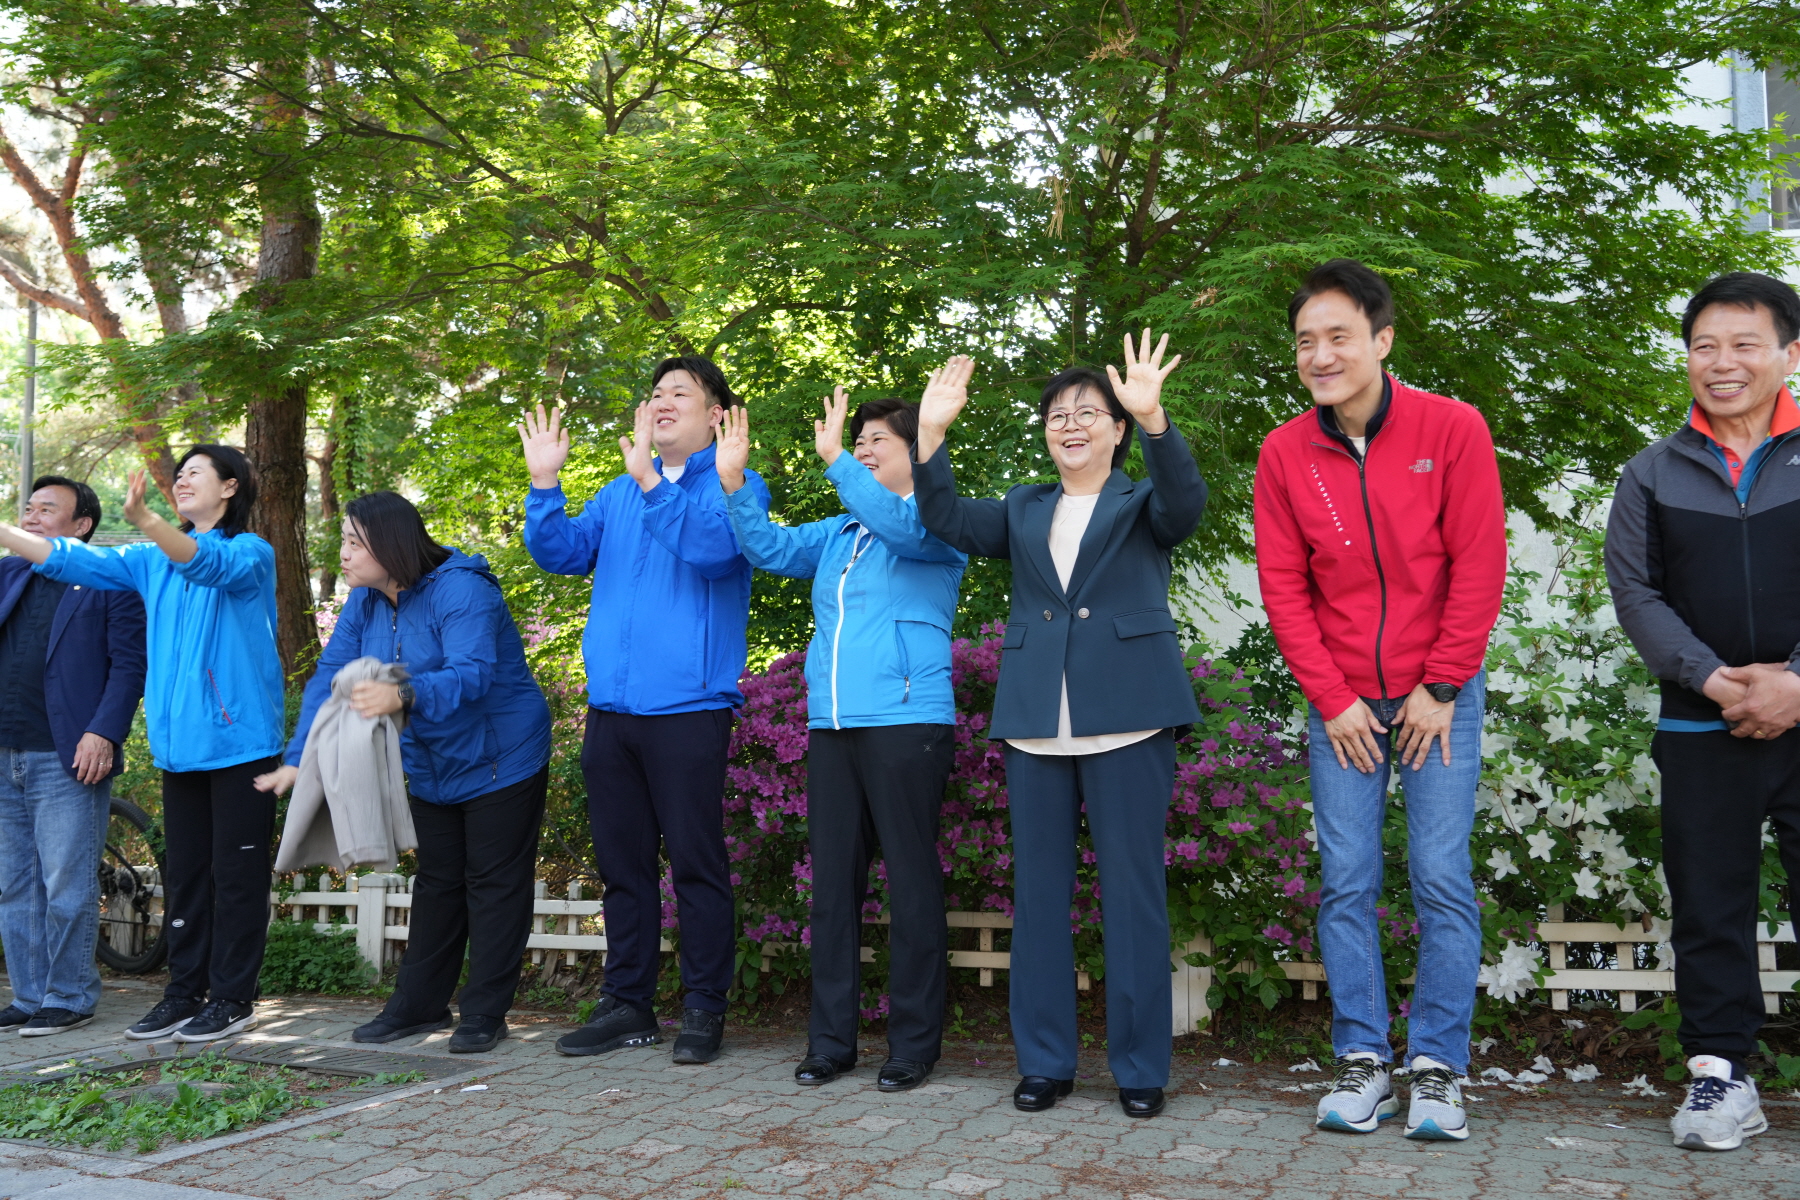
left=911, top=333, right=1207, bottom=1120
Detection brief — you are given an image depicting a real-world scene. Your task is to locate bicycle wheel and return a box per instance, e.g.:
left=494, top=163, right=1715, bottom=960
left=96, top=796, right=168, bottom=973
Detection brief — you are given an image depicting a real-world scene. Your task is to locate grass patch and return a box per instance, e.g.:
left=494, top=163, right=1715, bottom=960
left=0, top=1053, right=345, bottom=1153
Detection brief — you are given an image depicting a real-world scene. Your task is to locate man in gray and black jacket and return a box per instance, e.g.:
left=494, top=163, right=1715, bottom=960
left=1605, top=271, right=1800, bottom=1153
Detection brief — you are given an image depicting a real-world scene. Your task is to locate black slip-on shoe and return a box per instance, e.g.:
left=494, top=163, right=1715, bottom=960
left=795, top=1053, right=857, bottom=1086
left=172, top=999, right=257, bottom=1042
left=126, top=996, right=205, bottom=1040
left=449, top=1015, right=507, bottom=1054
left=354, top=1011, right=454, bottom=1044
left=877, top=1058, right=934, bottom=1092
left=20, top=1007, right=94, bottom=1037
left=1013, top=1076, right=1075, bottom=1112
left=0, top=1004, right=33, bottom=1030
left=1120, top=1086, right=1166, bottom=1118
left=555, top=996, right=662, bottom=1057
left=672, top=1008, right=724, bottom=1064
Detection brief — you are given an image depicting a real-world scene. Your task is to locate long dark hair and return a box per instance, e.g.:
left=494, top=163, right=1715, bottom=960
left=343, top=491, right=452, bottom=590
left=1038, top=367, right=1134, bottom=469
left=175, top=445, right=257, bottom=538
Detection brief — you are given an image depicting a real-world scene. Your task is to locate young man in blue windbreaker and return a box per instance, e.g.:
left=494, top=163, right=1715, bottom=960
left=519, top=357, right=766, bottom=1065
left=716, top=388, right=966, bottom=1092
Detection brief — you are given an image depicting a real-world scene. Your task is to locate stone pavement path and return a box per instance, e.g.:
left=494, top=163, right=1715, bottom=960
left=3, top=981, right=1798, bottom=1199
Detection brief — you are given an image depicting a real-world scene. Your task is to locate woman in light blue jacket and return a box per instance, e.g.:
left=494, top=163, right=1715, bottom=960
left=716, top=388, right=965, bottom=1093
left=0, top=446, right=283, bottom=1044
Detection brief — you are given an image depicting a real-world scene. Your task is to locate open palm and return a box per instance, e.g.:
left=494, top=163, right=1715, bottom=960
left=918, top=356, right=976, bottom=435
left=1105, top=329, right=1181, bottom=424
left=517, top=404, right=571, bottom=488
left=716, top=404, right=752, bottom=488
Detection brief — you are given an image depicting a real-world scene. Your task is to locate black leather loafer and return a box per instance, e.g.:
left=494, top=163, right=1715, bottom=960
left=877, top=1058, right=933, bottom=1092
left=794, top=1053, right=856, bottom=1086
left=1013, top=1076, right=1075, bottom=1112
left=1119, top=1086, right=1166, bottom=1118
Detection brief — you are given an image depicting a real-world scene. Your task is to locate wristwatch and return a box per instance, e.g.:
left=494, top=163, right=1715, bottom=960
left=397, top=682, right=416, bottom=714
left=1424, top=682, right=1461, bottom=704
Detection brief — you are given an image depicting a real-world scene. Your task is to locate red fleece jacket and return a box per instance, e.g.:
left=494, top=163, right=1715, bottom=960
left=1253, top=376, right=1507, bottom=719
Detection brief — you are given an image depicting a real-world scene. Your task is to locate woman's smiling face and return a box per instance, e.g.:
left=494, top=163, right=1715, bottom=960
left=1043, top=384, right=1124, bottom=480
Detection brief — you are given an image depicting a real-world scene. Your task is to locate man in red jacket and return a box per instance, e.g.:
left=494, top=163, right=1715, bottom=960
left=1254, top=259, right=1506, bottom=1143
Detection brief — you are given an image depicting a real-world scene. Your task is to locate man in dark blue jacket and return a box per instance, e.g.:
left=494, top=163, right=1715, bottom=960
left=0, top=477, right=147, bottom=1036
left=519, top=356, right=767, bottom=1065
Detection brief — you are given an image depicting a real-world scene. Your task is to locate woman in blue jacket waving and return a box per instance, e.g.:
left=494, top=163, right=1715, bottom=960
left=0, top=446, right=284, bottom=1044
left=256, top=492, right=551, bottom=1054
left=716, top=388, right=966, bottom=1093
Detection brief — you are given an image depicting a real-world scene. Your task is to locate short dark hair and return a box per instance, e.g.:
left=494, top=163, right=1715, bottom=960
left=651, top=355, right=740, bottom=409
left=342, top=491, right=452, bottom=590
left=175, top=444, right=256, bottom=538
left=29, top=474, right=100, bottom=541
left=1287, top=258, right=1395, bottom=334
left=850, top=398, right=920, bottom=446
left=1681, top=271, right=1800, bottom=347
left=1038, top=366, right=1134, bottom=469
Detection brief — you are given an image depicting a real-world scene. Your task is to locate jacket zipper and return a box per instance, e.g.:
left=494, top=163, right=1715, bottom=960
left=1318, top=438, right=1392, bottom=700
left=1733, top=428, right=1800, bottom=653
left=206, top=669, right=232, bottom=725
left=830, top=528, right=873, bottom=730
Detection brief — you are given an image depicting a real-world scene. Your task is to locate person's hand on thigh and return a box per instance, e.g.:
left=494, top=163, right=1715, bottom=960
left=1323, top=699, right=1388, bottom=774
left=1393, top=684, right=1455, bottom=770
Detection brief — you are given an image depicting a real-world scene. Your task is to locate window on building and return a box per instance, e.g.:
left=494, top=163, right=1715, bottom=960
left=1772, top=62, right=1799, bottom=230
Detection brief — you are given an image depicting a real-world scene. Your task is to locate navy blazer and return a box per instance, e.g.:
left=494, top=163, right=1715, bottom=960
left=913, top=423, right=1209, bottom=740
left=0, top=554, right=147, bottom=779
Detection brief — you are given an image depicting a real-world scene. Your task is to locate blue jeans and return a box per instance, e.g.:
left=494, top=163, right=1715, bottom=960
left=0, top=748, right=110, bottom=1014
left=1308, top=674, right=1484, bottom=1074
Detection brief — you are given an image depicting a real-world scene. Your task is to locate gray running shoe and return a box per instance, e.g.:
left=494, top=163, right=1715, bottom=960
left=1671, top=1055, right=1766, bottom=1151
left=1316, top=1053, right=1399, bottom=1133
left=1403, top=1056, right=1470, bottom=1141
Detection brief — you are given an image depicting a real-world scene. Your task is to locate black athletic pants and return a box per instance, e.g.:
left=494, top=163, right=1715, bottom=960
left=161, top=757, right=280, bottom=1004
left=1655, top=729, right=1800, bottom=1065
left=807, top=724, right=956, bottom=1064
left=383, top=769, right=548, bottom=1022
left=583, top=708, right=735, bottom=1015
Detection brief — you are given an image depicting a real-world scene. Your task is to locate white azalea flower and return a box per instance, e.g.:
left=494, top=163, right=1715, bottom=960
left=1573, top=867, right=1603, bottom=899
left=1566, top=1064, right=1601, bottom=1083
left=1486, top=848, right=1519, bottom=880
left=1526, top=829, right=1557, bottom=861
left=1477, top=941, right=1543, bottom=1003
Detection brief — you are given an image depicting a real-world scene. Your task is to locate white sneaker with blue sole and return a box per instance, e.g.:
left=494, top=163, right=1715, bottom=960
left=1403, top=1056, right=1470, bottom=1141
left=1316, top=1052, right=1399, bottom=1133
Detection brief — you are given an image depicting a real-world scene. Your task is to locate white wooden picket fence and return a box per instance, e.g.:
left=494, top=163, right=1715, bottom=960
left=267, top=873, right=1797, bottom=1031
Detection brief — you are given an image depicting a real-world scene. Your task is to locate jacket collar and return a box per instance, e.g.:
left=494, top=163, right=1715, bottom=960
left=657, top=440, right=717, bottom=479
left=1314, top=373, right=1394, bottom=457
left=1687, top=385, right=1800, bottom=446
left=1025, top=469, right=1134, bottom=599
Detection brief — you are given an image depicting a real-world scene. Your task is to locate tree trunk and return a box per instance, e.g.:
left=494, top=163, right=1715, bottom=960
left=312, top=420, right=339, bottom=602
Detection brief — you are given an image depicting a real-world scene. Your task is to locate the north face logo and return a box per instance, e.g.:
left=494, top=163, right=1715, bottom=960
left=1410, top=459, right=1434, bottom=473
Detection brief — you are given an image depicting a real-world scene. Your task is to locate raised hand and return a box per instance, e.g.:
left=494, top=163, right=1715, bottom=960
left=618, top=401, right=659, bottom=492
left=914, top=356, right=976, bottom=463
left=122, top=470, right=152, bottom=529
left=716, top=404, right=752, bottom=493
left=1104, top=329, right=1180, bottom=434
left=814, top=386, right=849, bottom=466
left=517, top=404, right=571, bottom=489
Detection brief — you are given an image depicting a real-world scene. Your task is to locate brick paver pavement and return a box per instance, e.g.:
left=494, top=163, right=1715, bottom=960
left=3, top=981, right=1797, bottom=1199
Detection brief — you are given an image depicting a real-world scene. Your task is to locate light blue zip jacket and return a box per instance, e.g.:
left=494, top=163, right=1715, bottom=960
left=285, top=548, right=551, bottom=804
left=725, top=453, right=966, bottom=729
left=35, top=530, right=285, bottom=772
left=523, top=441, right=769, bottom=715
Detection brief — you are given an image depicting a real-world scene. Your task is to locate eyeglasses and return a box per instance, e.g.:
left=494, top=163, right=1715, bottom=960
left=1045, top=407, right=1106, bottom=431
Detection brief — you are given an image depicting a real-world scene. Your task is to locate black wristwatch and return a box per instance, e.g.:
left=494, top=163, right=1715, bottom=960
left=397, top=682, right=416, bottom=714
left=1424, top=682, right=1461, bottom=704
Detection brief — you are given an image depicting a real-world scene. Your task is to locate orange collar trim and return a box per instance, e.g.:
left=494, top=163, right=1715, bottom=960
left=1689, top=386, right=1800, bottom=444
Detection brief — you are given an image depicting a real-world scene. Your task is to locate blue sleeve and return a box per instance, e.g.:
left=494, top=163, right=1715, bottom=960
left=641, top=470, right=769, bottom=581
left=828, top=454, right=968, bottom=566
left=35, top=538, right=149, bottom=592
left=87, top=590, right=147, bottom=747
left=723, top=486, right=830, bottom=579
left=911, top=444, right=1012, bottom=560
left=407, top=574, right=503, bottom=724
left=172, top=532, right=273, bottom=596
left=523, top=484, right=606, bottom=575
left=284, top=593, right=371, bottom=767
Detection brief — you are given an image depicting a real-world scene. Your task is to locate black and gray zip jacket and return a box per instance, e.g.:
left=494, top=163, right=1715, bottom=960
left=1603, top=400, right=1800, bottom=726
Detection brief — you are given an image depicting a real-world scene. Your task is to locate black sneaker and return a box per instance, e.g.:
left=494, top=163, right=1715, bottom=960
left=672, top=1008, right=724, bottom=1065
left=554, top=996, right=661, bottom=1057
left=125, top=996, right=204, bottom=1040
left=0, top=1004, right=32, bottom=1030
left=354, top=1011, right=454, bottom=1044
left=171, top=999, right=257, bottom=1042
left=449, top=1015, right=507, bottom=1054
left=20, top=1007, right=94, bottom=1038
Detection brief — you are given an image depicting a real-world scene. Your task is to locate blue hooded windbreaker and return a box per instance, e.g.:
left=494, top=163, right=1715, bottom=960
left=36, top=530, right=285, bottom=772
left=523, top=442, right=768, bottom=715
left=725, top=453, right=966, bottom=729
left=285, top=549, right=552, bottom=804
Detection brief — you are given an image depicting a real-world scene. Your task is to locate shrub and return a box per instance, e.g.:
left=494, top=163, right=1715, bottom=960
left=258, top=921, right=375, bottom=995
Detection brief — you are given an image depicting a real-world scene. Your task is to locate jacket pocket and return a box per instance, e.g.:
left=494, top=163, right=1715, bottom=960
left=1112, top=608, right=1178, bottom=639
left=1001, top=622, right=1028, bottom=650
left=205, top=669, right=235, bottom=726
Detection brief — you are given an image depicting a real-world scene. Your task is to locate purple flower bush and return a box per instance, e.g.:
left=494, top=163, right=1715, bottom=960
left=724, top=626, right=1314, bottom=1012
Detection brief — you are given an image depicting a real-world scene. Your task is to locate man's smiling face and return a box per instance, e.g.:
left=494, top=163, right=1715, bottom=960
left=1686, top=301, right=1800, bottom=422
left=1293, top=288, right=1393, bottom=408
left=647, top=368, right=723, bottom=455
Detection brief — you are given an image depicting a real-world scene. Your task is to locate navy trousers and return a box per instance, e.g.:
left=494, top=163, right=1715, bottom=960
left=1005, top=731, right=1176, bottom=1089
left=583, top=707, right=735, bottom=1015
